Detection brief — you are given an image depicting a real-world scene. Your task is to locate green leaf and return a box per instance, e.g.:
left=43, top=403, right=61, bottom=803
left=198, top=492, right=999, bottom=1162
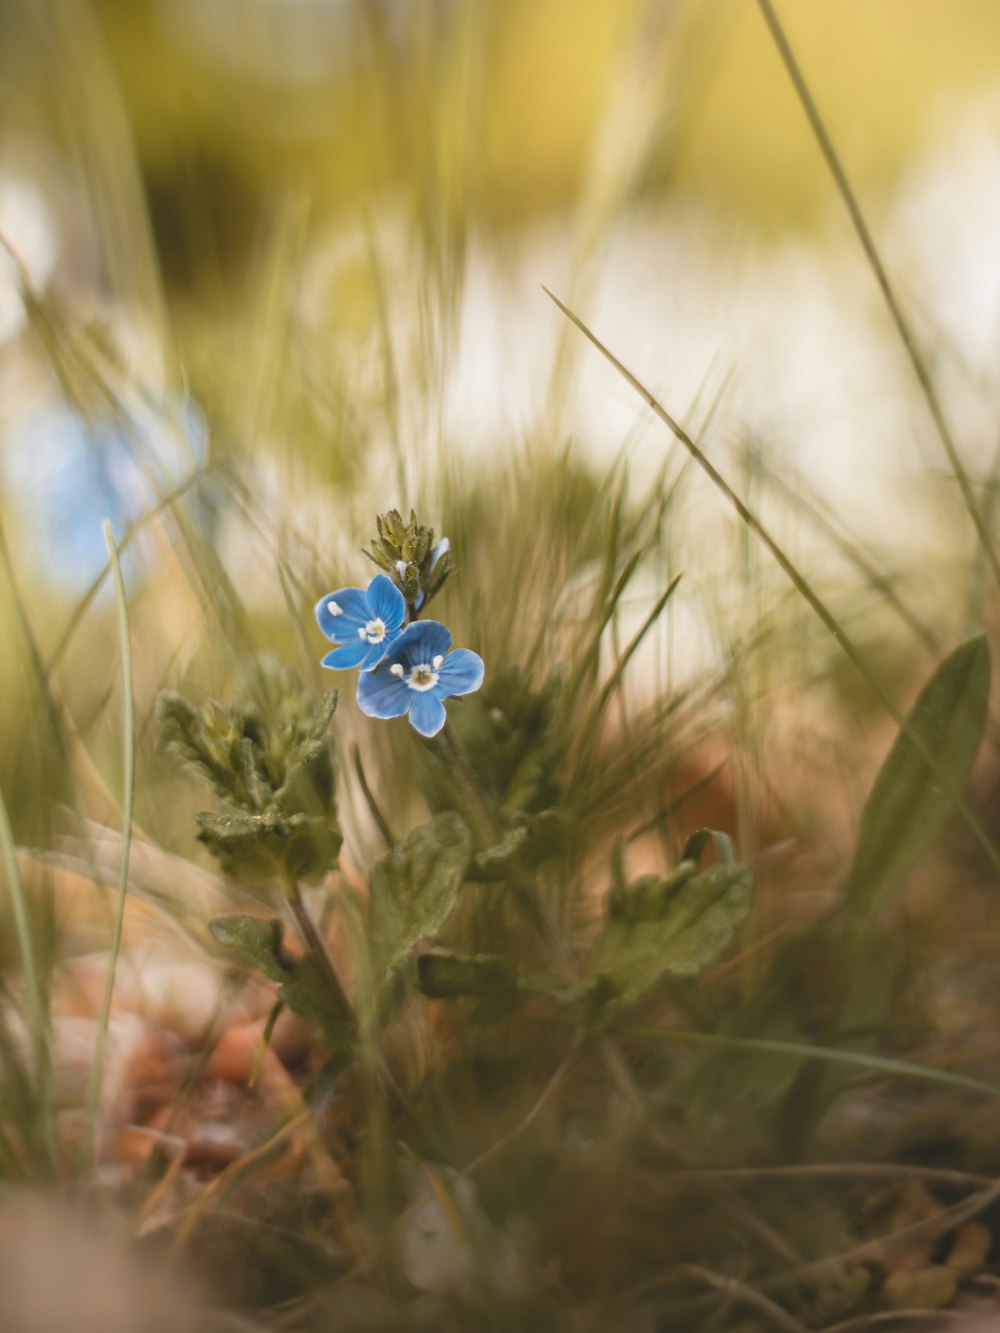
left=157, top=692, right=248, bottom=807
left=209, top=914, right=287, bottom=982
left=469, top=825, right=529, bottom=881
left=593, top=851, right=754, bottom=1003
left=277, top=957, right=354, bottom=1054
left=368, top=813, right=471, bottom=989
left=209, top=915, right=353, bottom=1053
left=415, top=948, right=516, bottom=1001
left=844, top=636, right=990, bottom=920
left=196, top=808, right=342, bottom=886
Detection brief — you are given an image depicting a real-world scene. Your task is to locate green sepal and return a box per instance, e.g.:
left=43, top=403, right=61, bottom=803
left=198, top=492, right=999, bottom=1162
left=362, top=508, right=451, bottom=609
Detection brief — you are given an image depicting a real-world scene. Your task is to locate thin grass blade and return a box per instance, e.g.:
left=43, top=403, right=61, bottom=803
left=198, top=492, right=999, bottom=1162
left=542, top=286, right=1000, bottom=880
left=86, top=522, right=136, bottom=1161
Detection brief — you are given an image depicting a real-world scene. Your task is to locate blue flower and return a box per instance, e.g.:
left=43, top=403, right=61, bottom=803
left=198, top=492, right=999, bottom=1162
left=315, top=573, right=406, bottom=671
left=356, top=620, right=484, bottom=737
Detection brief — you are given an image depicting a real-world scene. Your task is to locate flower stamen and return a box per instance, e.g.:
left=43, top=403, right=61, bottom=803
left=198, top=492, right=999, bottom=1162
left=326, top=599, right=343, bottom=616
left=406, top=662, right=440, bottom=692
left=390, top=663, right=404, bottom=677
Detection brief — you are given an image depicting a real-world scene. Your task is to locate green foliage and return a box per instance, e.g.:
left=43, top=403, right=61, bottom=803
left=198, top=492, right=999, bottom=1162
left=208, top=913, right=287, bottom=981
left=368, top=812, right=472, bottom=992
left=363, top=507, right=451, bottom=608
left=415, top=948, right=517, bottom=1002
left=591, top=828, right=754, bottom=1004
left=157, top=658, right=342, bottom=885
left=195, top=809, right=338, bottom=885
left=415, top=947, right=520, bottom=1023
left=209, top=914, right=353, bottom=1052
left=429, top=666, right=569, bottom=875
left=844, top=635, right=990, bottom=921
left=444, top=666, right=563, bottom=816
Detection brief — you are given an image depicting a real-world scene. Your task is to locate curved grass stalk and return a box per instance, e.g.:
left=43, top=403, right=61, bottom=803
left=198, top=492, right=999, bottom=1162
left=609, top=1022, right=1000, bottom=1099
left=85, top=523, right=136, bottom=1162
left=543, top=287, right=1000, bottom=881
left=0, top=785, right=54, bottom=1169
left=755, top=0, right=1000, bottom=594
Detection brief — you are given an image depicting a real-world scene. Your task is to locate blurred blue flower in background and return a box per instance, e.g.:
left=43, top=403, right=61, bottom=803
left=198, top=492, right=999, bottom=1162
left=315, top=572, right=406, bottom=671
left=1, top=395, right=209, bottom=591
left=356, top=619, right=483, bottom=738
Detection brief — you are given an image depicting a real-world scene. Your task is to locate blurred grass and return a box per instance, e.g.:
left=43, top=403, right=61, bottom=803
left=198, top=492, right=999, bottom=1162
left=1, top=2, right=1000, bottom=1328
left=74, top=0, right=1000, bottom=236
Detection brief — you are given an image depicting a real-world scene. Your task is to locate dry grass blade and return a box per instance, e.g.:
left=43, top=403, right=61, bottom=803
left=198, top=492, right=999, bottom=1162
left=541, top=285, right=1000, bottom=879
left=754, top=0, right=1000, bottom=594
left=86, top=523, right=137, bottom=1162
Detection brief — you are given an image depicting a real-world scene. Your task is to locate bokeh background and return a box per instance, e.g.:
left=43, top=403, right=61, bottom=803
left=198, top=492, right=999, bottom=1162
left=3, top=0, right=1000, bottom=856
left=4, top=6, right=1000, bottom=1326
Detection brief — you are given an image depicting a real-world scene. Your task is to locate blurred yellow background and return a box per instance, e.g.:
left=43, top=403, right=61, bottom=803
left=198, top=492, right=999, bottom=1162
left=81, top=0, right=1000, bottom=236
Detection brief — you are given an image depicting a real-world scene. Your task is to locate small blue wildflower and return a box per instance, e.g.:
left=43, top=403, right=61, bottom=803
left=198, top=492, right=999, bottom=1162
left=356, top=619, right=483, bottom=738
left=315, top=573, right=406, bottom=671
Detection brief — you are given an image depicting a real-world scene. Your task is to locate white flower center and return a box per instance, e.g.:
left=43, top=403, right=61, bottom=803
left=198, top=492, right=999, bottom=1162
left=359, top=617, right=387, bottom=643
left=326, top=599, right=343, bottom=617
left=406, top=662, right=439, bottom=692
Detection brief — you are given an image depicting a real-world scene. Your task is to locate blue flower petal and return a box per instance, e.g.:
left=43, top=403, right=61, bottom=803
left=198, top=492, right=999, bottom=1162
left=409, top=692, right=447, bottom=738
left=360, top=639, right=395, bottom=670
left=367, top=573, right=406, bottom=631
left=388, top=620, right=452, bottom=668
left=315, top=586, right=370, bottom=640
left=357, top=666, right=412, bottom=720
left=437, top=649, right=484, bottom=699
left=322, top=637, right=372, bottom=671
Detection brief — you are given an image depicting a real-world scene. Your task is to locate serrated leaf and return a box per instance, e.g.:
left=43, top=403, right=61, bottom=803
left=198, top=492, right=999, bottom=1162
left=593, top=861, right=754, bottom=1002
left=369, top=812, right=471, bottom=989
left=844, top=636, right=990, bottom=920
left=157, top=692, right=246, bottom=806
left=209, top=914, right=287, bottom=982
left=196, top=807, right=342, bottom=885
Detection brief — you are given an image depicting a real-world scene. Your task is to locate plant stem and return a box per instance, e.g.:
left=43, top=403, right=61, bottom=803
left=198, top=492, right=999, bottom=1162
left=284, top=875, right=356, bottom=1030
